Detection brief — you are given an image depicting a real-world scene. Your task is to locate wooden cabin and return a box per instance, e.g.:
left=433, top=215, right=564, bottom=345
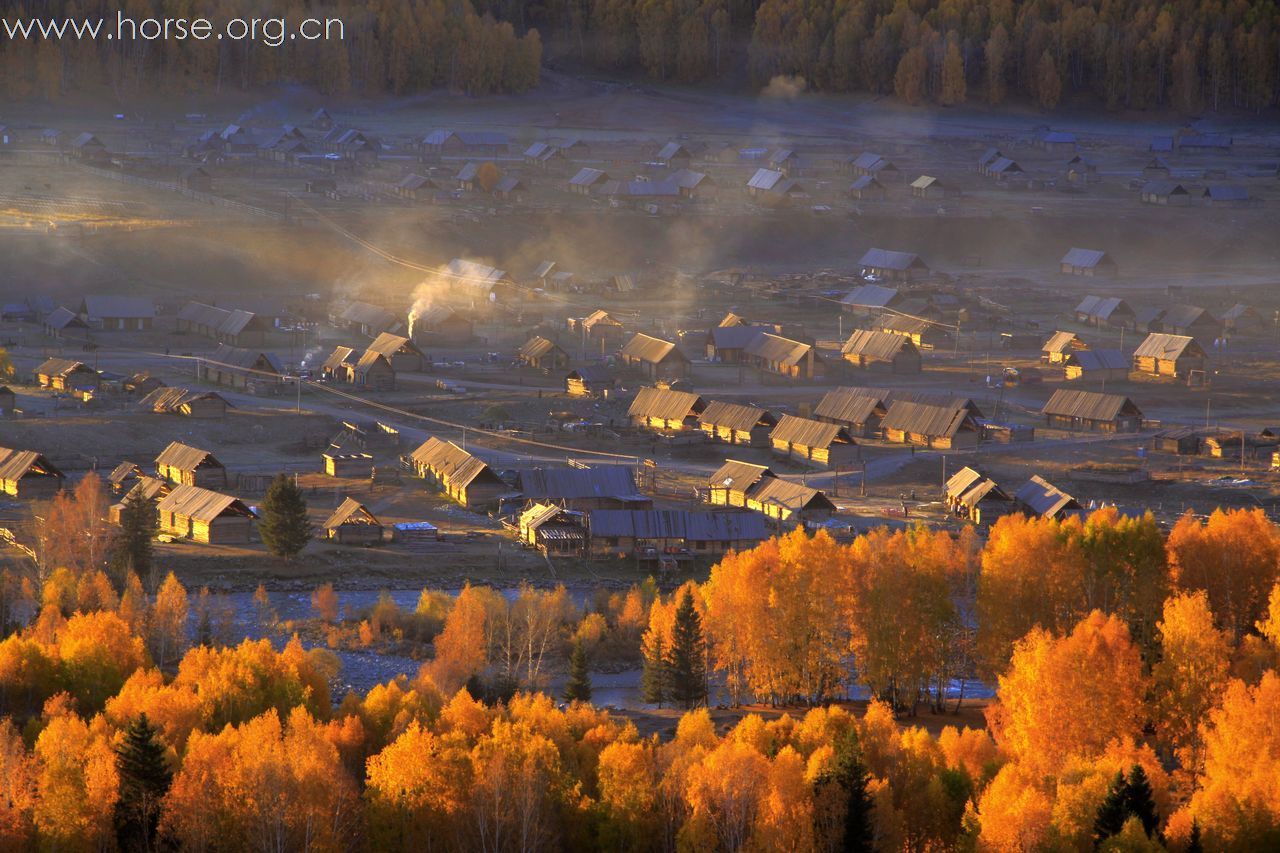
left=1041, top=331, right=1089, bottom=365
left=518, top=336, right=571, bottom=371
left=155, top=442, right=228, bottom=489
left=156, top=485, right=257, bottom=544
left=706, top=460, right=778, bottom=509
left=1060, top=248, right=1116, bottom=277
left=324, top=452, right=375, bottom=478
left=1132, top=334, right=1206, bottom=379
left=1063, top=349, right=1129, bottom=382
left=880, top=401, right=980, bottom=449
left=744, top=333, right=822, bottom=380
left=34, top=358, right=98, bottom=392
left=565, top=367, right=616, bottom=398
left=627, top=387, right=706, bottom=432
left=350, top=352, right=396, bottom=391
left=585, top=509, right=769, bottom=559
left=365, top=332, right=427, bottom=372
left=841, top=330, right=922, bottom=373
left=514, top=466, right=650, bottom=511
left=0, top=448, right=65, bottom=498
left=813, top=388, right=887, bottom=438
left=944, top=467, right=1015, bottom=526
left=1015, top=476, right=1081, bottom=520
left=138, top=387, right=230, bottom=419
left=770, top=415, right=859, bottom=469
left=698, top=402, right=776, bottom=447
left=407, top=437, right=508, bottom=508
left=620, top=333, right=690, bottom=381
left=1042, top=390, right=1143, bottom=433
left=322, top=498, right=386, bottom=545
left=519, top=503, right=588, bottom=555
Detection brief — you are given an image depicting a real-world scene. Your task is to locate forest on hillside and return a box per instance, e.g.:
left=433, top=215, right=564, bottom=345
left=1, top=0, right=1277, bottom=110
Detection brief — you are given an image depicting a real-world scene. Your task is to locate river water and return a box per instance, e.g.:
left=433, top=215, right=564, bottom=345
left=217, top=588, right=994, bottom=708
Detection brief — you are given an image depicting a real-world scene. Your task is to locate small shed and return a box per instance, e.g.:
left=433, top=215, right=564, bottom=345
left=847, top=176, right=887, bottom=200
left=858, top=248, right=929, bottom=281
left=909, top=175, right=946, bottom=199
left=1041, top=331, right=1090, bottom=364
left=1015, top=476, right=1081, bottom=519
left=1153, top=427, right=1201, bottom=456
left=1141, top=181, right=1191, bottom=205
left=324, top=452, right=375, bottom=478
left=322, top=498, right=386, bottom=545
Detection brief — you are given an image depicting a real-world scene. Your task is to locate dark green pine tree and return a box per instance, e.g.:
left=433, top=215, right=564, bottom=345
left=110, top=491, right=157, bottom=583
left=1185, top=820, right=1203, bottom=853
left=258, top=474, right=311, bottom=560
left=1093, top=770, right=1130, bottom=846
left=115, top=713, right=173, bottom=853
left=667, top=588, right=707, bottom=709
left=1123, top=764, right=1160, bottom=839
left=564, top=640, right=592, bottom=703
left=641, top=634, right=668, bottom=707
left=836, top=735, right=875, bottom=852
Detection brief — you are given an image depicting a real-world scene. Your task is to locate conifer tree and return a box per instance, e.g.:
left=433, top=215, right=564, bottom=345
left=831, top=731, right=874, bottom=852
left=1123, top=764, right=1160, bottom=839
left=564, top=640, right=592, bottom=703
left=1093, top=771, right=1129, bottom=844
left=667, top=588, right=707, bottom=709
left=114, top=713, right=172, bottom=853
left=110, top=491, right=156, bottom=584
left=641, top=634, right=668, bottom=706
left=258, top=474, right=311, bottom=560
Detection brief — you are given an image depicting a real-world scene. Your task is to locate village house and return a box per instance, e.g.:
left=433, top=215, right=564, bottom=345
left=986, top=157, right=1025, bottom=181
left=564, top=366, right=616, bottom=398
left=107, top=461, right=140, bottom=495
left=408, top=437, right=509, bottom=509
left=744, top=333, right=823, bottom=380
left=410, top=305, right=473, bottom=346
left=1075, top=296, right=1137, bottom=330
left=1202, top=185, right=1254, bottom=207
left=627, top=387, right=706, bottom=432
left=43, top=307, right=91, bottom=341
left=77, top=296, right=155, bottom=331
left=1041, top=331, right=1090, bottom=364
left=1066, top=155, right=1098, bottom=183
left=847, top=153, right=899, bottom=180
left=858, top=248, right=929, bottom=281
left=654, top=142, right=693, bottom=168
left=706, top=459, right=776, bottom=508
left=768, top=148, right=799, bottom=175
left=814, top=388, right=888, bottom=437
left=138, top=387, right=231, bottom=419
left=1157, top=305, right=1220, bottom=338
left=568, top=310, right=626, bottom=353
left=847, top=176, right=887, bottom=200
left=420, top=129, right=509, bottom=157
left=875, top=314, right=949, bottom=350
left=1042, top=389, right=1144, bottom=433
left=176, top=302, right=274, bottom=347
left=199, top=345, right=283, bottom=389
left=745, top=477, right=837, bottom=525
left=841, top=330, right=922, bottom=373
left=1220, top=304, right=1262, bottom=335
left=880, top=401, right=980, bottom=449
left=0, top=448, right=65, bottom=499
left=841, top=283, right=901, bottom=316
left=1132, top=333, right=1207, bottom=379
left=70, top=132, right=108, bottom=160
left=395, top=174, right=439, bottom=202
left=746, top=168, right=804, bottom=203
left=365, top=332, right=427, bottom=372
left=568, top=167, right=610, bottom=195
left=322, top=498, right=387, bottom=546
left=698, top=401, right=777, bottom=447
left=1063, top=349, right=1130, bottom=382
left=1060, top=248, right=1117, bottom=277
left=156, top=484, right=257, bottom=544
left=337, top=301, right=403, bottom=338
left=620, top=333, right=690, bottom=381
left=110, top=475, right=171, bottom=523
left=1015, top=476, right=1081, bottom=520
left=770, top=415, right=859, bottom=469
left=585, top=509, right=770, bottom=559
left=706, top=325, right=766, bottom=363
left=515, top=466, right=650, bottom=511
left=156, top=441, right=228, bottom=489
left=519, top=504, right=589, bottom=555
left=944, top=467, right=1015, bottom=526
left=1141, top=181, right=1191, bottom=206
left=350, top=351, right=396, bottom=391
left=518, top=336, right=571, bottom=371
left=1037, top=130, right=1078, bottom=152
left=1154, top=427, right=1202, bottom=456
left=668, top=169, right=715, bottom=200
left=34, top=358, right=98, bottom=392
left=492, top=176, right=527, bottom=201
left=321, top=346, right=357, bottom=382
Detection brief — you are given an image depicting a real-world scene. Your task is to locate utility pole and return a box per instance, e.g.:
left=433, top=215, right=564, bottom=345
left=295, top=376, right=301, bottom=413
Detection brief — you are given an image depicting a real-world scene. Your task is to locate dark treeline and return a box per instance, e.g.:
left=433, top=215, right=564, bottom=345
left=2, top=0, right=1276, bottom=110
